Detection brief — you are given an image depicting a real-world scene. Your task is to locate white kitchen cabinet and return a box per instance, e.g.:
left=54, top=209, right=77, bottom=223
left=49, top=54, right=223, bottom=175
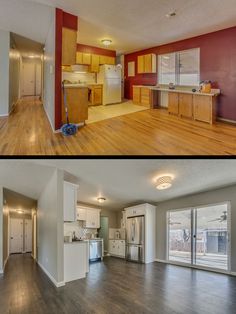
left=109, top=240, right=126, bottom=258
left=63, top=181, right=78, bottom=222
left=85, top=208, right=101, bottom=229
left=76, top=206, right=87, bottom=221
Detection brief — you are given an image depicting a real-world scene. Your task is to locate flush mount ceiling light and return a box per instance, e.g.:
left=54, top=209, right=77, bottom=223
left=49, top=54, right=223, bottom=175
left=97, top=197, right=106, bottom=203
left=16, top=209, right=24, bottom=214
left=156, top=175, right=174, bottom=190
left=166, top=11, right=177, bottom=18
left=101, top=39, right=112, bottom=46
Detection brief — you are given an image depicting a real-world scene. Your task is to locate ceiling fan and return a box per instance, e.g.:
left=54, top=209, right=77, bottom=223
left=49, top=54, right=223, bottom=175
left=168, top=218, right=181, bottom=226
left=208, top=211, right=227, bottom=223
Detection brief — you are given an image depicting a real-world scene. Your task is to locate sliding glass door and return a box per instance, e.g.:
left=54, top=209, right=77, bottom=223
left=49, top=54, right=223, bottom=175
left=168, top=209, right=192, bottom=264
left=167, top=202, right=230, bottom=271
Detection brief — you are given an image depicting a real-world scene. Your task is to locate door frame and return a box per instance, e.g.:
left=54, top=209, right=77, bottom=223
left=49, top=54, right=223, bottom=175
left=166, top=201, right=231, bottom=274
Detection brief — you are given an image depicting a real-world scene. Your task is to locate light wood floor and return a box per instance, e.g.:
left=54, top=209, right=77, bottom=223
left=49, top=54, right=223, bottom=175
left=0, top=98, right=236, bottom=155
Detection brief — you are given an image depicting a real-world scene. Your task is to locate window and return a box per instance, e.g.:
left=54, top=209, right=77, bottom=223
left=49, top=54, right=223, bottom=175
left=167, top=202, right=230, bottom=271
left=158, top=48, right=200, bottom=86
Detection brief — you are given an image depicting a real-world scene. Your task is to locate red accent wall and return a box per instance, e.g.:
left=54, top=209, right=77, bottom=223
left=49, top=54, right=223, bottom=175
left=124, top=26, right=236, bottom=121
left=54, top=9, right=78, bottom=130
left=77, top=43, right=116, bottom=57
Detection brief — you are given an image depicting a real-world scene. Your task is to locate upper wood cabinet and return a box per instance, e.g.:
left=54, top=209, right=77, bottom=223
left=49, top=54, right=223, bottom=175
left=179, top=93, right=193, bottom=118
left=99, top=55, right=115, bottom=65
left=75, top=52, right=91, bottom=65
left=90, top=54, right=100, bottom=73
left=64, top=181, right=78, bottom=222
left=168, top=92, right=179, bottom=115
left=62, top=28, right=77, bottom=66
left=138, top=54, right=156, bottom=74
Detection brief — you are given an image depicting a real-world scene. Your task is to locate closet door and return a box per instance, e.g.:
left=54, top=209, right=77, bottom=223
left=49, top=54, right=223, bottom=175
left=10, top=218, right=23, bottom=254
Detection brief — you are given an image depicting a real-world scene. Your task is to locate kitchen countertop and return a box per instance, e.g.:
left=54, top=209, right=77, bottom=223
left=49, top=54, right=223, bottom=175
left=133, top=85, right=220, bottom=97
left=64, top=83, right=103, bottom=89
left=64, top=240, right=89, bottom=244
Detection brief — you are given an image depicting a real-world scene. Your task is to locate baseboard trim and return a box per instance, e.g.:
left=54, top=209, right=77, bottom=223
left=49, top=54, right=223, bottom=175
left=217, top=117, right=236, bottom=125
left=0, top=113, right=9, bottom=117
left=154, top=259, right=235, bottom=276
left=0, top=268, right=3, bottom=274
left=37, top=261, right=65, bottom=288
left=3, top=255, right=9, bottom=271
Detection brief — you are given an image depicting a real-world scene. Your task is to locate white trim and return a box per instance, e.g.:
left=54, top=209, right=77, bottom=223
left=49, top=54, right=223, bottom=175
left=3, top=255, right=9, bottom=271
left=37, top=261, right=65, bottom=288
left=155, top=259, right=236, bottom=276
left=0, top=113, right=9, bottom=117
left=217, top=117, right=236, bottom=125
left=0, top=269, right=3, bottom=274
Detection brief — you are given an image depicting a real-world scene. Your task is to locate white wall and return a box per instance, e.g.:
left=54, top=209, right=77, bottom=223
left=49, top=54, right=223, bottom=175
left=0, top=29, right=10, bottom=116
left=0, top=186, right=3, bottom=273
left=37, top=168, right=64, bottom=286
left=156, top=184, right=236, bottom=272
left=43, top=10, right=55, bottom=131
left=9, top=37, right=21, bottom=112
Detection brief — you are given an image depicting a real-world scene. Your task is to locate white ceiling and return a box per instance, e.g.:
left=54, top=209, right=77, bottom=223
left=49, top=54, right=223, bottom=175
left=3, top=188, right=36, bottom=213
left=11, top=159, right=236, bottom=211
left=11, top=33, right=44, bottom=58
left=27, top=0, right=236, bottom=54
left=0, top=0, right=54, bottom=44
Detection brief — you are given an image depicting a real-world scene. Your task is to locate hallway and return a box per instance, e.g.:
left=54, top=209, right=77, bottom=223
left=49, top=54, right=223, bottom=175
left=1, top=254, right=236, bottom=314
left=1, top=98, right=236, bottom=155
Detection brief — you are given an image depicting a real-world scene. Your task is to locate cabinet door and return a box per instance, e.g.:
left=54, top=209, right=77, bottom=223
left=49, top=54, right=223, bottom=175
left=93, top=87, right=102, bottom=105
left=137, top=56, right=145, bottom=74
left=168, top=92, right=179, bottom=115
left=179, top=93, right=193, bottom=118
left=82, top=53, right=91, bottom=65
left=193, top=95, right=212, bottom=123
left=76, top=52, right=83, bottom=64
left=108, top=57, right=115, bottom=65
left=64, top=182, right=77, bottom=222
left=141, top=88, right=151, bottom=107
left=85, top=209, right=100, bottom=228
left=77, top=207, right=87, bottom=221
left=118, top=240, right=126, bottom=257
left=144, top=54, right=152, bottom=73
left=133, top=87, right=141, bottom=104
left=62, top=28, right=77, bottom=65
left=90, top=55, right=100, bottom=73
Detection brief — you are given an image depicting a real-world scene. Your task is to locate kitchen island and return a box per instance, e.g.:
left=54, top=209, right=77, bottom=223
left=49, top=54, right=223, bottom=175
left=64, top=241, right=89, bottom=283
left=62, top=84, right=89, bottom=125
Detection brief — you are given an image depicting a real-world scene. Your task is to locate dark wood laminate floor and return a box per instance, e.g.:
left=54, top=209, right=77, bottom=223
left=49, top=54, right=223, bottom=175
left=1, top=254, right=236, bottom=314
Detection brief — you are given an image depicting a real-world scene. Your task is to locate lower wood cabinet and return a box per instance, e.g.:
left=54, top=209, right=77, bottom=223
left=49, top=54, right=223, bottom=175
left=62, top=87, right=88, bottom=124
left=88, top=85, right=103, bottom=106
left=133, top=86, right=141, bottom=104
left=109, top=240, right=126, bottom=258
left=179, top=93, right=193, bottom=118
left=132, top=86, right=151, bottom=108
left=193, top=95, right=215, bottom=124
left=168, top=92, right=179, bottom=115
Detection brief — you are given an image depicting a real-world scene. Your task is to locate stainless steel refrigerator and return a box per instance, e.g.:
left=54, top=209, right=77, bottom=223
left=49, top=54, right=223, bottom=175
left=126, top=216, right=145, bottom=263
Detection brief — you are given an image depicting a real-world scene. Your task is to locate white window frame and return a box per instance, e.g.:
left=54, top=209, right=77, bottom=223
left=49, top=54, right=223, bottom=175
left=158, top=48, right=200, bottom=87
left=166, top=201, right=231, bottom=274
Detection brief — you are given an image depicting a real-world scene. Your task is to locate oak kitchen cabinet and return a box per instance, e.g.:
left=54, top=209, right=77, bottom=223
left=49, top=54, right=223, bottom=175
left=168, top=92, right=179, bottom=115
left=193, top=94, right=216, bottom=124
left=99, top=55, right=115, bottom=65
left=62, top=28, right=77, bottom=65
left=179, top=93, right=193, bottom=118
left=76, top=52, right=115, bottom=68
left=133, top=86, right=141, bottom=104
left=62, top=86, right=88, bottom=124
left=138, top=54, right=156, bottom=74
left=90, top=54, right=100, bottom=73
left=88, top=85, right=103, bottom=106
left=132, top=86, right=151, bottom=108
left=109, top=240, right=126, bottom=258
left=64, top=181, right=78, bottom=222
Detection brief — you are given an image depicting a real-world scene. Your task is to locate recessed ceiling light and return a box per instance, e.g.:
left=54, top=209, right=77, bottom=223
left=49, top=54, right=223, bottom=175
left=97, top=197, right=106, bottom=203
left=156, top=175, right=174, bottom=190
left=166, top=11, right=177, bottom=18
left=101, top=39, right=112, bottom=46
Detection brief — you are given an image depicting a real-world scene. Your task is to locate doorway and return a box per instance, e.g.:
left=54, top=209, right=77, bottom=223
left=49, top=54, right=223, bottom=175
left=10, top=218, right=23, bottom=254
left=99, top=217, right=109, bottom=254
left=21, top=58, right=42, bottom=97
left=167, top=202, right=230, bottom=271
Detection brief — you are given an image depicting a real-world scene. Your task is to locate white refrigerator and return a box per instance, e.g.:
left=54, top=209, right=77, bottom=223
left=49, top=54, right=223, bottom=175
left=97, top=65, right=122, bottom=105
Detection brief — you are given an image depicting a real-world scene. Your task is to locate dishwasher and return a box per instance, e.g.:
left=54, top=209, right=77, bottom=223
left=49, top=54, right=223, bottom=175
left=89, top=239, right=103, bottom=262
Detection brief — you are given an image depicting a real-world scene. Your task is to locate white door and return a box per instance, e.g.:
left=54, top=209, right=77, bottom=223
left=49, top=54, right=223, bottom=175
left=25, top=219, right=32, bottom=253
left=23, top=63, right=35, bottom=96
left=10, top=218, right=23, bottom=254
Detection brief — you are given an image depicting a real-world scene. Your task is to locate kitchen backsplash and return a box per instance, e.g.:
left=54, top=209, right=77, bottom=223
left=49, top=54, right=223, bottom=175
left=62, top=72, right=96, bottom=84
left=64, top=221, right=97, bottom=239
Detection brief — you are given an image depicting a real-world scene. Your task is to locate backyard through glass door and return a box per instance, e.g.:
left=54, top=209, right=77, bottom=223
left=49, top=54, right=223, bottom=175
left=168, top=203, right=230, bottom=271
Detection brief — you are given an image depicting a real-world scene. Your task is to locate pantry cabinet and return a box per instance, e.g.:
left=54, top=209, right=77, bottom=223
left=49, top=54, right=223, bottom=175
left=62, top=28, right=77, bottom=65
left=109, top=240, right=126, bottom=258
left=64, top=181, right=78, bottom=222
